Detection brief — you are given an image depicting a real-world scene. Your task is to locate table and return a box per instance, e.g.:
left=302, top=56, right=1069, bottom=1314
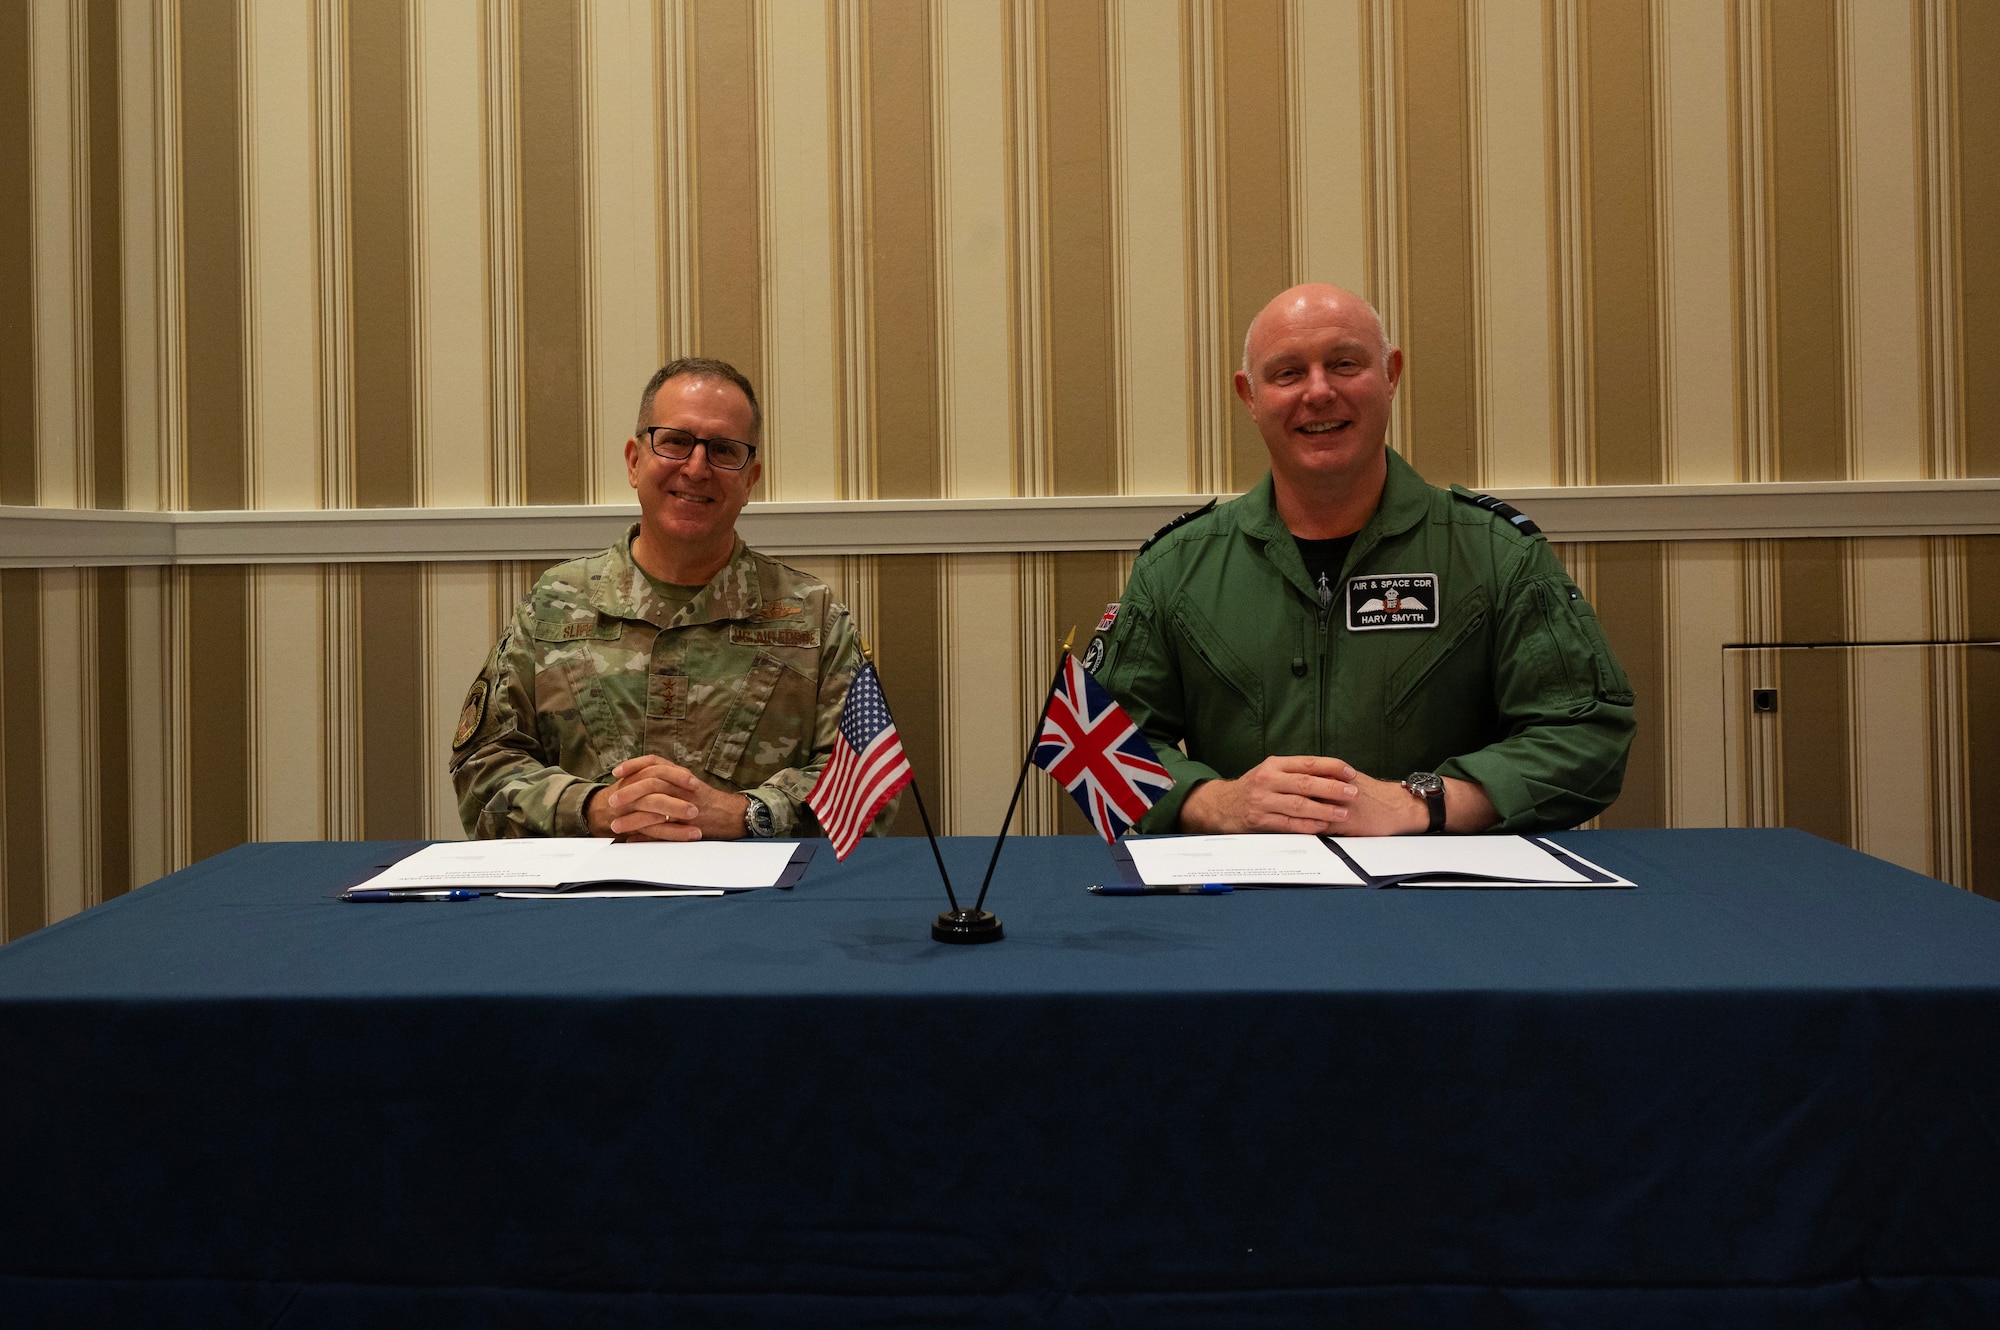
left=3, top=828, right=1998, bottom=1327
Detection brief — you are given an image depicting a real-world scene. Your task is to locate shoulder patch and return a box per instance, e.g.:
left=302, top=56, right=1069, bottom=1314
left=453, top=676, right=489, bottom=750
left=1081, top=635, right=1107, bottom=674
left=1451, top=486, right=1543, bottom=538
left=1138, top=499, right=1218, bottom=556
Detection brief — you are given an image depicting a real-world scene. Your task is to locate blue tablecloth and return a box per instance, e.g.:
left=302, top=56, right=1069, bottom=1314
left=3, top=828, right=1999, bottom=1327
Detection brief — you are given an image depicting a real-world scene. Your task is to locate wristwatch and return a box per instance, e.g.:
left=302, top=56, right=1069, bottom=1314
left=1401, top=772, right=1446, bottom=834
left=742, top=793, right=775, bottom=839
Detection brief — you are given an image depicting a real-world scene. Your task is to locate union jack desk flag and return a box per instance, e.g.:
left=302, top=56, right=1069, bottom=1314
left=1032, top=654, right=1173, bottom=844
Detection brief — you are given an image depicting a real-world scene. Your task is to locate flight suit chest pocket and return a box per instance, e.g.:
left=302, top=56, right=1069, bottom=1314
left=1383, top=599, right=1487, bottom=725
left=1171, top=605, right=1261, bottom=714
left=1169, top=601, right=1267, bottom=773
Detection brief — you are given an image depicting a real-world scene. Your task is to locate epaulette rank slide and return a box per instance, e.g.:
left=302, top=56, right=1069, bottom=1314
left=1451, top=487, right=1543, bottom=538
left=1138, top=499, right=1218, bottom=556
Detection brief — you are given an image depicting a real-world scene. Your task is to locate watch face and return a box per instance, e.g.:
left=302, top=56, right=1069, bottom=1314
left=1406, top=772, right=1443, bottom=795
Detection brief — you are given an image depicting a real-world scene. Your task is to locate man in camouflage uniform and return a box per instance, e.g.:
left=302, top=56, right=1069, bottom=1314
left=450, top=357, right=865, bottom=840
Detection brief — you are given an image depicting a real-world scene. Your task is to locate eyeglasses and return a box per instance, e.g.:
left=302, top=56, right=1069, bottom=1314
left=639, top=426, right=758, bottom=471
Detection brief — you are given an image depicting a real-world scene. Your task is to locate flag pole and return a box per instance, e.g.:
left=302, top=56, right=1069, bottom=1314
left=908, top=780, right=960, bottom=915
left=971, top=628, right=1074, bottom=916
left=859, top=639, right=961, bottom=915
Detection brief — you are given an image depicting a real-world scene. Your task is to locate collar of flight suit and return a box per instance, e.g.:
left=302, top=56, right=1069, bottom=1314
left=589, top=525, right=766, bottom=631
left=1232, top=447, right=1434, bottom=604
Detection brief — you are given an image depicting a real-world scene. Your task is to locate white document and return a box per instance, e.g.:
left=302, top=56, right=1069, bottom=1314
left=1123, top=834, right=1365, bottom=886
left=584, top=841, right=800, bottom=890
left=361, top=839, right=616, bottom=889
left=1335, top=834, right=1588, bottom=883
left=494, top=889, right=726, bottom=900
left=351, top=839, right=801, bottom=894
left=1331, top=834, right=1629, bottom=887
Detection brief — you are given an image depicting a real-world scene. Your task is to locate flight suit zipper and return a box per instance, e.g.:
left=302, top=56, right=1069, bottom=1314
left=1315, top=574, right=1333, bottom=754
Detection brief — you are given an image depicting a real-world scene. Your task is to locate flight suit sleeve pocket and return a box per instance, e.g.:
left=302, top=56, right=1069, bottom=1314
left=1524, top=579, right=1634, bottom=708
left=1554, top=587, right=1634, bottom=705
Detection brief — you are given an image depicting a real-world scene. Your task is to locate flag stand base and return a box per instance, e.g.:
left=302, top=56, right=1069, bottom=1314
left=932, top=909, right=1003, bottom=944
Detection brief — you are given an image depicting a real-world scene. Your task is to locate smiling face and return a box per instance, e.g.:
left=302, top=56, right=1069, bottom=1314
left=1233, top=285, right=1403, bottom=513
left=624, top=373, right=762, bottom=585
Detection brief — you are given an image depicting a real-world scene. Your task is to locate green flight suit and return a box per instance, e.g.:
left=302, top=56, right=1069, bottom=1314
left=1091, top=450, right=1636, bottom=833
left=450, top=527, right=863, bottom=838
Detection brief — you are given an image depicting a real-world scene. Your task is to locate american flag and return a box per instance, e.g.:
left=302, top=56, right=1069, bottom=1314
left=808, top=661, right=913, bottom=860
left=1032, top=654, right=1173, bottom=844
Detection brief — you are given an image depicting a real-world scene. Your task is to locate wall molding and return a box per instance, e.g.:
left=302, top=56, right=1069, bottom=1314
left=1, top=478, right=1997, bottom=567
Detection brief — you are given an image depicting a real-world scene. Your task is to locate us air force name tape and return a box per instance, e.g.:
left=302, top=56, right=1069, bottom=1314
left=1451, top=487, right=1542, bottom=538
left=1137, top=498, right=1218, bottom=556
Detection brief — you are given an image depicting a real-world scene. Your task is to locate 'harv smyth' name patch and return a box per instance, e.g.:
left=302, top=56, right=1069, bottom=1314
left=1346, top=573, right=1440, bottom=631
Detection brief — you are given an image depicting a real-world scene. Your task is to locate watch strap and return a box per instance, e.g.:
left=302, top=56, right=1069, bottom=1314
left=1402, top=773, right=1446, bottom=834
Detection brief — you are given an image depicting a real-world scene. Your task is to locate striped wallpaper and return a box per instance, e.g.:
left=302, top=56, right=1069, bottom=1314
left=0, top=0, right=1995, bottom=941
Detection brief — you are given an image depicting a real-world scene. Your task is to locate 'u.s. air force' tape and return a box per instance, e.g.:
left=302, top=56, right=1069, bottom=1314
left=1346, top=573, right=1440, bottom=631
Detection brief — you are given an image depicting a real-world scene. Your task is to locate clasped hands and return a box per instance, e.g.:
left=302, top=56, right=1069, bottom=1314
left=1177, top=755, right=1493, bottom=836
left=585, top=755, right=748, bottom=840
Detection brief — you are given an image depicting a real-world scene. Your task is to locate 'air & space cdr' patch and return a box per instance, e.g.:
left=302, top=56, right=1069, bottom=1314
left=1346, top=573, right=1440, bottom=631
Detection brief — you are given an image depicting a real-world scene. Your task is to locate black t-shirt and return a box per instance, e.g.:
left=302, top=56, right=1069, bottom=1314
left=1293, top=534, right=1357, bottom=612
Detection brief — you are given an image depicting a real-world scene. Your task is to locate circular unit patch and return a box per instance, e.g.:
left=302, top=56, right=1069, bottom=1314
left=453, top=677, right=490, bottom=749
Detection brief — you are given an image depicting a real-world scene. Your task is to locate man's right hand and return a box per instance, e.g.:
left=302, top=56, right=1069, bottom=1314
left=1177, top=756, right=1361, bottom=834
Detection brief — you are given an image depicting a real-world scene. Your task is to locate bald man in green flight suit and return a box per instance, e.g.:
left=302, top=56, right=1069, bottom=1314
left=1088, top=284, right=1635, bottom=836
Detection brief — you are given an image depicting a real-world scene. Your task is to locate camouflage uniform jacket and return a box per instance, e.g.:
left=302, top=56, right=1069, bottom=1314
left=450, top=527, right=863, bottom=838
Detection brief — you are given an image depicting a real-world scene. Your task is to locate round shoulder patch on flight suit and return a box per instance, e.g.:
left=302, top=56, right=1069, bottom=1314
left=453, top=677, right=489, bottom=750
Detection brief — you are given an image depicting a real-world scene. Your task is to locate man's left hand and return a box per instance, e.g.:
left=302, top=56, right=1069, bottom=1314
left=1336, top=772, right=1499, bottom=836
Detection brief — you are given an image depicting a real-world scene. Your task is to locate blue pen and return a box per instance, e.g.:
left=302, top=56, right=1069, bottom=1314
left=1088, top=882, right=1232, bottom=895
left=344, top=889, right=482, bottom=903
